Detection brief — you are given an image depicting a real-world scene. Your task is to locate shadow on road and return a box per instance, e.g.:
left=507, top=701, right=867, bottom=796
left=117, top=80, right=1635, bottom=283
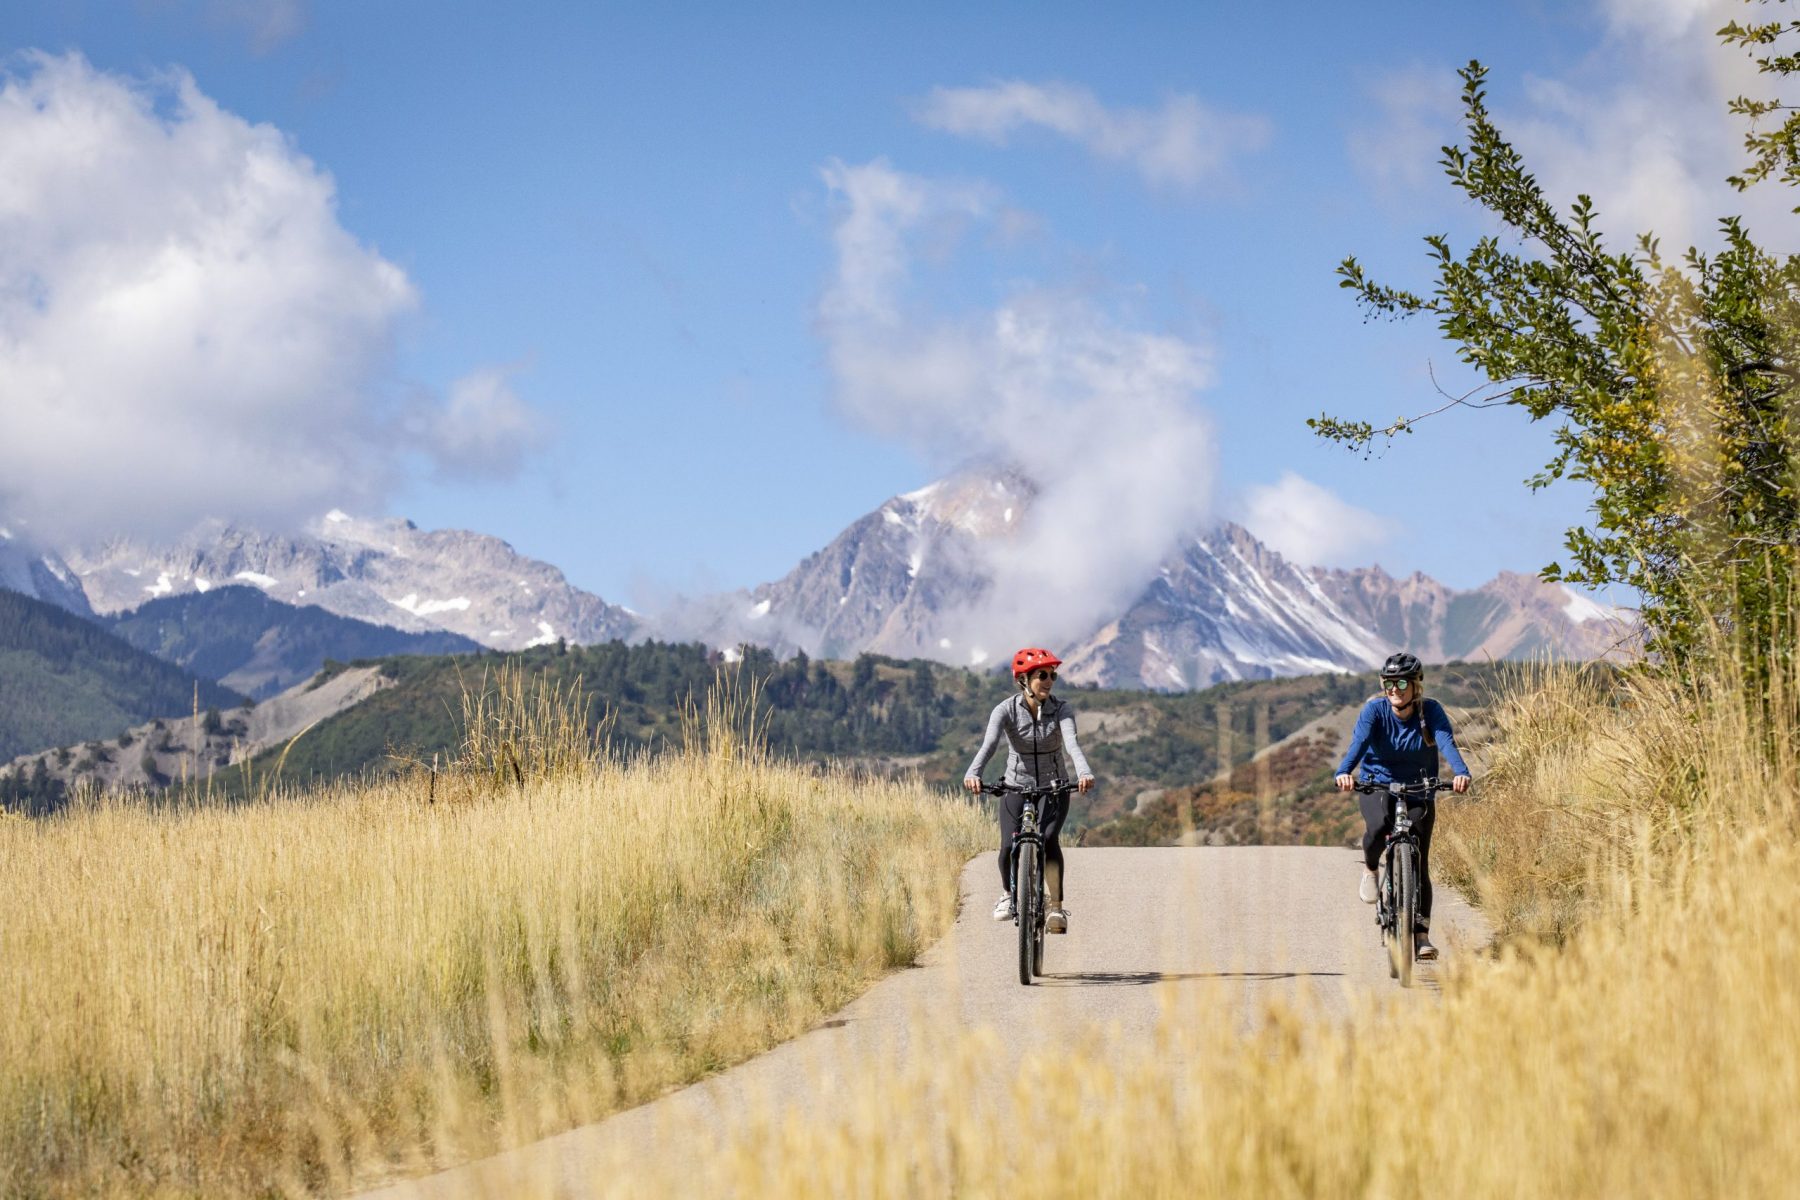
left=1037, top=970, right=1345, bottom=987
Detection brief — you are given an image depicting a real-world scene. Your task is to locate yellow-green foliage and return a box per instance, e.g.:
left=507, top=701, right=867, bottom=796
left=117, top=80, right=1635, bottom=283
left=0, top=676, right=986, bottom=1197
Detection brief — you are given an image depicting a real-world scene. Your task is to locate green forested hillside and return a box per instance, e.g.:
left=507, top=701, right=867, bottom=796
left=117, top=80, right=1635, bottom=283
left=210, top=640, right=1513, bottom=838
left=0, top=588, right=243, bottom=763
left=106, top=585, right=483, bottom=699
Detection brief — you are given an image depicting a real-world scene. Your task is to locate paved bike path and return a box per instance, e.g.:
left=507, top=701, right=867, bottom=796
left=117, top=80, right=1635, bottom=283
left=362, top=846, right=1487, bottom=1199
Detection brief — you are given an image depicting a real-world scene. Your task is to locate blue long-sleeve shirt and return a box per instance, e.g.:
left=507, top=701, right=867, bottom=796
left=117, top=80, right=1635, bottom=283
left=1335, top=696, right=1470, bottom=785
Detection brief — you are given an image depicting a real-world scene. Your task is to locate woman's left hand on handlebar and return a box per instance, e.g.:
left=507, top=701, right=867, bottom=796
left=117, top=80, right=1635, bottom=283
left=1453, top=775, right=1471, bottom=794
left=1077, top=775, right=1094, bottom=794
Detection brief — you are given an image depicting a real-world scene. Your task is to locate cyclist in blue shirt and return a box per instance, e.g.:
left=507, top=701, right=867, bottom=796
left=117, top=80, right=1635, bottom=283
left=1334, top=652, right=1471, bottom=961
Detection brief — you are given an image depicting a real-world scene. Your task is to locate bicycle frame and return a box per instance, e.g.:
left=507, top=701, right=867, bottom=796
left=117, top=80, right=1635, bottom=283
left=1357, top=778, right=1452, bottom=987
left=982, top=780, right=1071, bottom=986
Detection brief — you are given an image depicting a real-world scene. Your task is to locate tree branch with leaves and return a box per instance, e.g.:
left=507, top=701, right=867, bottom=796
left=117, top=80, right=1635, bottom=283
left=1317, top=51, right=1800, bottom=665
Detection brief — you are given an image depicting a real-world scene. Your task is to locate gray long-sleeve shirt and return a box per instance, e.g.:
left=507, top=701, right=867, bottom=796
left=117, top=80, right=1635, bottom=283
left=964, top=693, right=1093, bottom=788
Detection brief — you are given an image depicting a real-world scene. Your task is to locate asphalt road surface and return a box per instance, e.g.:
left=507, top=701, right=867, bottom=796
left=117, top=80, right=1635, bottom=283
left=362, top=846, right=1488, bottom=1199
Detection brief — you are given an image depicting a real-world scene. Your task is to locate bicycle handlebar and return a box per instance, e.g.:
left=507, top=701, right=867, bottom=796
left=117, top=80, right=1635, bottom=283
left=979, top=780, right=1076, bottom=798
left=1351, top=778, right=1457, bottom=795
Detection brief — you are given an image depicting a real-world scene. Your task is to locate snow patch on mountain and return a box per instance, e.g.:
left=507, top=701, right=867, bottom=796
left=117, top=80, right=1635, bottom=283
left=63, top=513, right=637, bottom=652
left=0, top=526, right=93, bottom=617
left=389, top=593, right=473, bottom=618
left=1563, top=587, right=1617, bottom=625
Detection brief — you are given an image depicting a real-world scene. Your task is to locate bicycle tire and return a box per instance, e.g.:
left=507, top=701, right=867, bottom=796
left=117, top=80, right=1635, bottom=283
left=1031, top=871, right=1046, bottom=978
left=1016, top=847, right=1038, bottom=986
left=1394, top=843, right=1417, bottom=988
left=1380, top=858, right=1398, bottom=979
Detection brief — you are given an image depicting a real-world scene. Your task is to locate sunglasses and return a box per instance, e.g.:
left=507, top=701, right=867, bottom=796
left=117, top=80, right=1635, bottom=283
left=1029, top=669, right=1058, bottom=683
left=1382, top=679, right=1414, bottom=693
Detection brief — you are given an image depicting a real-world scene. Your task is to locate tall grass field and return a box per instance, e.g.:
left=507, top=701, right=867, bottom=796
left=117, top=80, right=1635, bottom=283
left=8, top=647, right=1797, bottom=1197
left=582, top=651, right=1799, bottom=1198
left=0, top=673, right=986, bottom=1196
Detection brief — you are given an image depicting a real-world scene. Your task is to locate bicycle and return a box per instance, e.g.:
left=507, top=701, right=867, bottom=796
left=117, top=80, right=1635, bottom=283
left=980, top=780, right=1073, bottom=986
left=1354, top=777, right=1454, bottom=987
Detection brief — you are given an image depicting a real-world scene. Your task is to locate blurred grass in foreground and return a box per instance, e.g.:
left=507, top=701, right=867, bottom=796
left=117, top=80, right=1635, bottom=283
left=537, top=641, right=1800, bottom=1197
left=0, top=669, right=986, bottom=1196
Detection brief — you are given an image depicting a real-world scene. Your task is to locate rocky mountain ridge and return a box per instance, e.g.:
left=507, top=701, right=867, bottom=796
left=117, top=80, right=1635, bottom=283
left=701, top=469, right=1634, bottom=689
left=64, top=511, right=638, bottom=653
left=0, top=524, right=91, bottom=617
left=18, top=475, right=1633, bottom=697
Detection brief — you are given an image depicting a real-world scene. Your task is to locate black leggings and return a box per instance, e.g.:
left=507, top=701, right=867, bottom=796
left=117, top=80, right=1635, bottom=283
left=1358, top=793, right=1436, bottom=928
left=998, top=791, right=1069, bottom=903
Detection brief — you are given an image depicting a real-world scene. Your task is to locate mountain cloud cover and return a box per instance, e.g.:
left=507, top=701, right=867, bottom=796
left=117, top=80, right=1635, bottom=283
left=818, top=157, right=1217, bottom=660
left=0, top=52, right=539, bottom=545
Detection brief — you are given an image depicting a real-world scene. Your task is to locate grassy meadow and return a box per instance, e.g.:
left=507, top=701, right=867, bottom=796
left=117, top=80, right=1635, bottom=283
left=7, top=643, right=1797, bottom=1198
left=0, top=673, right=987, bottom=1196
left=541, top=650, right=1800, bottom=1198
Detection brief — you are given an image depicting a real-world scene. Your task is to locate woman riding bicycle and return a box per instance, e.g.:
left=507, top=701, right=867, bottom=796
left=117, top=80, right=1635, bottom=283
left=964, top=647, right=1095, bottom=933
left=1334, top=652, right=1471, bottom=961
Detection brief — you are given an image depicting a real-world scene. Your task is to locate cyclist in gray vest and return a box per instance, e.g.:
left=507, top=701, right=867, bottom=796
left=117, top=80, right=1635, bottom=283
left=965, top=647, right=1095, bottom=933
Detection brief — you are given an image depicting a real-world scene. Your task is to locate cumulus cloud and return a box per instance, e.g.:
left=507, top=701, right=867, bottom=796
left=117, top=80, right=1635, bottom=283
left=0, top=52, right=538, bottom=544
left=915, top=81, right=1270, bottom=191
left=819, top=158, right=1217, bottom=654
left=1351, top=0, right=1797, bottom=254
left=1239, top=472, right=1394, bottom=569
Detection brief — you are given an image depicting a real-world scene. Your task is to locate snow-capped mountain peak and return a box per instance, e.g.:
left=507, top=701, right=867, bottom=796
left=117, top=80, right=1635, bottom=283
left=678, top=470, right=1637, bottom=688
left=0, top=521, right=92, bottom=618
left=61, top=513, right=635, bottom=651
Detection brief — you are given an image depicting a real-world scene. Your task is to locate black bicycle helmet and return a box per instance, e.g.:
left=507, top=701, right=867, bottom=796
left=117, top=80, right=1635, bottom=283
left=1379, top=651, right=1423, bottom=680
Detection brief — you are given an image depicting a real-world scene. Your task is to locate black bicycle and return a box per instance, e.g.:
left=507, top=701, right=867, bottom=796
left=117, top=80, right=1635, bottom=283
left=981, top=780, right=1072, bottom=986
left=1355, top=778, right=1454, bottom=987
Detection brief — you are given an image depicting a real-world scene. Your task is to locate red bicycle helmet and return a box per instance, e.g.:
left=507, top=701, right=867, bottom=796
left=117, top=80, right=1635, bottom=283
left=1011, top=647, right=1063, bottom=677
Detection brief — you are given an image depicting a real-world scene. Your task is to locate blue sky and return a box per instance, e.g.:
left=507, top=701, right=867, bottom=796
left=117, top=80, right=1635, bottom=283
left=1, top=1, right=1778, bottom=607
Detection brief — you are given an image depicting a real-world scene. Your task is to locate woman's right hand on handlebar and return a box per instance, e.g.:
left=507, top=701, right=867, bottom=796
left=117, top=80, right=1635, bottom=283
left=964, top=776, right=982, bottom=794
left=1335, top=773, right=1355, bottom=792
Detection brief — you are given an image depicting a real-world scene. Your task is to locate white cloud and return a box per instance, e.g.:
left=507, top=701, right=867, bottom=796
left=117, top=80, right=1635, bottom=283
left=0, top=52, right=537, bottom=545
left=1351, top=1, right=1798, bottom=255
left=819, top=158, right=1217, bottom=651
left=1239, top=472, right=1394, bottom=568
left=1347, top=66, right=1462, bottom=197
left=1598, top=0, right=1716, bottom=41
left=915, top=81, right=1270, bottom=191
left=411, top=366, right=547, bottom=482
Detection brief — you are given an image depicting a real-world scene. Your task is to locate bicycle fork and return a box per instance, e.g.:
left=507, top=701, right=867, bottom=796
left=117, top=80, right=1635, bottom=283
left=1011, top=805, right=1043, bottom=919
left=1379, top=798, right=1414, bottom=933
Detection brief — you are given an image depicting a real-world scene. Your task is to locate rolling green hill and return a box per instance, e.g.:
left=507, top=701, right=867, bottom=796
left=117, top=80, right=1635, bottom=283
left=206, top=640, right=1516, bottom=841
left=106, top=585, right=483, bottom=699
left=0, top=588, right=243, bottom=764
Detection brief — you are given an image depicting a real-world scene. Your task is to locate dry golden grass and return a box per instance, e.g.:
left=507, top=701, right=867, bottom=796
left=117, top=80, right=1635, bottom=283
left=567, top=647, right=1800, bottom=1198
left=0, top=672, right=986, bottom=1197
left=12, top=642, right=1796, bottom=1198
left=596, top=818, right=1800, bottom=1198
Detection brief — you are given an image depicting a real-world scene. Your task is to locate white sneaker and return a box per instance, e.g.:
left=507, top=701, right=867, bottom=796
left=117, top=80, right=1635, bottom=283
left=1359, top=869, right=1378, bottom=904
left=1416, top=934, right=1438, bottom=961
left=992, top=893, right=1015, bottom=921
left=1046, top=906, right=1069, bottom=934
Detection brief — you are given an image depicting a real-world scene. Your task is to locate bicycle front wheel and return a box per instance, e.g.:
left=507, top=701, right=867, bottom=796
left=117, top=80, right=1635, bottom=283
left=1031, top=872, right=1046, bottom=978
left=1393, top=843, right=1417, bottom=988
left=1015, top=847, right=1039, bottom=986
